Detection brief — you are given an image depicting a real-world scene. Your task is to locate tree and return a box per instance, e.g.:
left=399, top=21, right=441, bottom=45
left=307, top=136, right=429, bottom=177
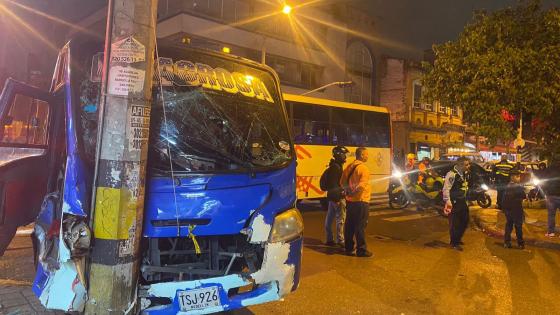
left=423, top=0, right=560, bottom=157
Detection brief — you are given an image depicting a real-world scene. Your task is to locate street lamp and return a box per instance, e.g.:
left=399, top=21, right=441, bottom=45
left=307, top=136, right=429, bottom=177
left=262, top=4, right=293, bottom=64
left=301, top=81, right=354, bottom=96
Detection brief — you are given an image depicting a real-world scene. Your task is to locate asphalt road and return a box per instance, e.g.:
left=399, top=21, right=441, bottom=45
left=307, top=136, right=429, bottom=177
left=1, top=204, right=560, bottom=315
left=244, top=204, right=560, bottom=315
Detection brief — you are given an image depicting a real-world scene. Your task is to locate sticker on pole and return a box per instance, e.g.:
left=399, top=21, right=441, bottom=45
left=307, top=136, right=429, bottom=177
left=127, top=104, right=151, bottom=152
left=111, top=36, right=145, bottom=64
left=108, top=66, right=145, bottom=95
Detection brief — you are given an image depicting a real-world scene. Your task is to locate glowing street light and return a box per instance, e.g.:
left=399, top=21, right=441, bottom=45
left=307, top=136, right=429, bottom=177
left=282, top=4, right=292, bottom=15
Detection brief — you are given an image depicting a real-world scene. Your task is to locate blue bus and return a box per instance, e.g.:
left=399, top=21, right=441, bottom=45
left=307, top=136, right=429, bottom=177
left=0, top=38, right=302, bottom=314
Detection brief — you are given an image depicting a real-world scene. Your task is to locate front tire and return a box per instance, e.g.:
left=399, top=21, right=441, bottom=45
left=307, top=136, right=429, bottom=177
left=389, top=192, right=410, bottom=209
left=477, top=194, right=492, bottom=208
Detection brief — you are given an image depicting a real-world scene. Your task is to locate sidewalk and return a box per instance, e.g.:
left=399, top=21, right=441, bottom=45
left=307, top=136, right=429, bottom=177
left=472, top=206, right=560, bottom=250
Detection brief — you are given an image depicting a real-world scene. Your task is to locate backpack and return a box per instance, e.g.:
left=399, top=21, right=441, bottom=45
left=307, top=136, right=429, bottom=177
left=319, top=166, right=330, bottom=191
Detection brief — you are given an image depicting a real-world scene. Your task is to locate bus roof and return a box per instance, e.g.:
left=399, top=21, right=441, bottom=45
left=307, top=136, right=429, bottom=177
left=282, top=93, right=389, bottom=114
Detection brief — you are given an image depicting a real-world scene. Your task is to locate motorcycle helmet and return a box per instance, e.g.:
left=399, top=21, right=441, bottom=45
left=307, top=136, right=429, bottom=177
left=407, top=153, right=416, bottom=160
left=332, top=145, right=349, bottom=163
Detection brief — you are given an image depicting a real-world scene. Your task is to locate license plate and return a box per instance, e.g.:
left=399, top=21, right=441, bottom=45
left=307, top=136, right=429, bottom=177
left=177, top=286, right=221, bottom=312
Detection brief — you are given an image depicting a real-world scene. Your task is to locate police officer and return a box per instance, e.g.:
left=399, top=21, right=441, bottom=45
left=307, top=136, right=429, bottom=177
left=443, top=157, right=470, bottom=251
left=493, top=155, right=514, bottom=210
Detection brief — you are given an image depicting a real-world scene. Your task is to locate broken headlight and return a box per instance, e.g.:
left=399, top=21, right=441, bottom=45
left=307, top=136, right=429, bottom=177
left=269, top=208, right=304, bottom=243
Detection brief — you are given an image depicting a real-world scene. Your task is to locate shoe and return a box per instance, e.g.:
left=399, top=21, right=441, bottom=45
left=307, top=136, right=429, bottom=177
left=545, top=232, right=556, bottom=238
left=458, top=241, right=465, bottom=245
left=518, top=244, right=525, bottom=250
left=344, top=251, right=355, bottom=256
left=356, top=250, right=373, bottom=258
left=504, top=242, right=512, bottom=249
left=325, top=241, right=336, bottom=247
left=451, top=245, right=463, bottom=251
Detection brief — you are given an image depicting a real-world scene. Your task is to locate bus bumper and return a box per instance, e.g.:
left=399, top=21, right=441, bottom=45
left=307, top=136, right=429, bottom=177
left=140, top=237, right=303, bottom=314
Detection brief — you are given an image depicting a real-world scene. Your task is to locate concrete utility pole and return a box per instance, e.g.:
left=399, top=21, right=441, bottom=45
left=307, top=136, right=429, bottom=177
left=85, top=0, right=157, bottom=313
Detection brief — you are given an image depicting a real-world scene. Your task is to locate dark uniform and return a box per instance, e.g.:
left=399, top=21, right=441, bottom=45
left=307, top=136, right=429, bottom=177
left=443, top=167, right=469, bottom=247
left=503, top=179, right=525, bottom=247
left=493, top=159, right=514, bottom=209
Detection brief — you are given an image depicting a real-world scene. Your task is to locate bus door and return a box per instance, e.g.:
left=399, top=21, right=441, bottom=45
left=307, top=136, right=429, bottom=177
left=0, top=79, right=61, bottom=255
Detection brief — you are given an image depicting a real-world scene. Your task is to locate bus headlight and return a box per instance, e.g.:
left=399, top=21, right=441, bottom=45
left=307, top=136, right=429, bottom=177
left=392, top=170, right=403, bottom=179
left=269, top=208, right=304, bottom=243
left=481, top=184, right=489, bottom=191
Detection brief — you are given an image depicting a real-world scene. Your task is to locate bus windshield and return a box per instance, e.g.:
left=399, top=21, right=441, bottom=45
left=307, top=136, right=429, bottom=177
left=149, top=51, right=292, bottom=174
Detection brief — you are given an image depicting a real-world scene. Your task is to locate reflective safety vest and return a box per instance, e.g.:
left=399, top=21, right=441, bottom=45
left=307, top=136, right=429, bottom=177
left=495, top=162, right=514, bottom=177
left=449, top=169, right=469, bottom=202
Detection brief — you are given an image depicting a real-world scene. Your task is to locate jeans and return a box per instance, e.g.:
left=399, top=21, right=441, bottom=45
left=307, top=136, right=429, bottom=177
left=448, top=200, right=469, bottom=246
left=325, top=199, right=346, bottom=244
left=344, top=201, right=369, bottom=254
left=504, top=217, right=524, bottom=245
left=546, top=196, right=560, bottom=234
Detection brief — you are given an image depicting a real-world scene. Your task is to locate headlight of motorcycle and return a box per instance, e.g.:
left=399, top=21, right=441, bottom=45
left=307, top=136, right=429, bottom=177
left=269, top=208, right=304, bottom=243
left=481, top=184, right=489, bottom=191
left=532, top=178, right=541, bottom=186
left=392, top=170, right=403, bottom=179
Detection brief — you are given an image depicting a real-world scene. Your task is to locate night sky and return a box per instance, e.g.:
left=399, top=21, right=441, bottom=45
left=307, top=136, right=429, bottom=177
left=355, top=0, right=559, bottom=57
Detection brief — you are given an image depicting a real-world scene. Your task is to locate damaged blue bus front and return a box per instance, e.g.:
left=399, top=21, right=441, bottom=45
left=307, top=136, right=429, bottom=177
left=0, top=39, right=302, bottom=314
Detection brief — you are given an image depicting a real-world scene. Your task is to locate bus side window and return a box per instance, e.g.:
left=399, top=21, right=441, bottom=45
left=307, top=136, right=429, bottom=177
left=364, top=112, right=390, bottom=148
left=331, top=108, right=363, bottom=147
left=292, top=102, right=329, bottom=145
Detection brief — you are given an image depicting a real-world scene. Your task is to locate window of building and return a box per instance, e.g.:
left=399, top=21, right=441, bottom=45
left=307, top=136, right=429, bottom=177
left=424, top=103, right=433, bottom=111
left=413, top=81, right=422, bottom=109
left=345, top=41, right=373, bottom=105
left=439, top=104, right=448, bottom=114
left=452, top=106, right=459, bottom=116
left=267, top=55, right=322, bottom=90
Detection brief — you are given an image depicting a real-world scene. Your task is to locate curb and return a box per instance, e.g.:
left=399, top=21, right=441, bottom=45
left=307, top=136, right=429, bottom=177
left=472, top=211, right=560, bottom=251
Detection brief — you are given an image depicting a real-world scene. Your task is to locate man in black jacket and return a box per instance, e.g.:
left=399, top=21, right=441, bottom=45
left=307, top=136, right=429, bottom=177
left=493, top=155, right=513, bottom=209
left=443, top=157, right=470, bottom=251
left=324, top=145, right=349, bottom=247
left=539, top=158, right=560, bottom=237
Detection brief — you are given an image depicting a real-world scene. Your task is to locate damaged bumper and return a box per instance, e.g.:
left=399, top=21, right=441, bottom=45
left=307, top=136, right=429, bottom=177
left=140, top=237, right=303, bottom=314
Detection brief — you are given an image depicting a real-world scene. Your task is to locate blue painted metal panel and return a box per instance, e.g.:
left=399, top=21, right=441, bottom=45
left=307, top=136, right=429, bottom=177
left=144, top=162, right=296, bottom=237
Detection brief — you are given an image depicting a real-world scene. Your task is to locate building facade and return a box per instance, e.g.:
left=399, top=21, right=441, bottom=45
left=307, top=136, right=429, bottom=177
left=380, top=57, right=464, bottom=161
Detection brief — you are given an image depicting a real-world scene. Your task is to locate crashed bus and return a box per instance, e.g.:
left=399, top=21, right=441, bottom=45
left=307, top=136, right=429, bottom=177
left=0, top=38, right=302, bottom=314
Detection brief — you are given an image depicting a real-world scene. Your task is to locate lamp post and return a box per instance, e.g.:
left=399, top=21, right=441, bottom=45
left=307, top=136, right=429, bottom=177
left=261, top=4, right=293, bottom=64
left=301, top=81, right=354, bottom=96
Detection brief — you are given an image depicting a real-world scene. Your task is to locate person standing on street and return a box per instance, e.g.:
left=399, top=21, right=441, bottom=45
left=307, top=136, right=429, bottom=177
left=539, top=157, right=560, bottom=237
left=493, top=155, right=514, bottom=210
left=324, top=145, right=349, bottom=247
left=503, top=170, right=526, bottom=249
left=341, top=147, right=373, bottom=257
left=443, top=157, right=470, bottom=251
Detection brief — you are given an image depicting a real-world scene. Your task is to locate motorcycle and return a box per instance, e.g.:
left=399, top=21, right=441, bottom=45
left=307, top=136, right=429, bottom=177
left=467, top=183, right=492, bottom=208
left=388, top=169, right=444, bottom=211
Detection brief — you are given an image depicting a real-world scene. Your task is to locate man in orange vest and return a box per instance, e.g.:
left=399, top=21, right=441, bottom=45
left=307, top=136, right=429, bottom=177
left=341, top=147, right=373, bottom=258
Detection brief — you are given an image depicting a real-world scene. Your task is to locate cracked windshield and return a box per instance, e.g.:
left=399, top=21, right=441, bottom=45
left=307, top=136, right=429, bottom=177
left=150, top=52, right=292, bottom=174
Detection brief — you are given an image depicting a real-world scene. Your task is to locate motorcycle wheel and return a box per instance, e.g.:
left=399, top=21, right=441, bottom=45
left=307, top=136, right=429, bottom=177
left=389, top=192, right=410, bottom=209
left=477, top=194, right=492, bottom=208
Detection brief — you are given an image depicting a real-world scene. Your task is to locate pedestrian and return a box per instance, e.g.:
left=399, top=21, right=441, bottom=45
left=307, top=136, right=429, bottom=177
left=418, top=157, right=432, bottom=184
left=341, top=147, right=373, bottom=257
left=324, top=145, right=349, bottom=247
left=503, top=170, right=526, bottom=249
left=443, top=157, right=470, bottom=251
left=405, top=153, right=418, bottom=184
left=493, top=155, right=513, bottom=210
left=539, top=157, right=560, bottom=237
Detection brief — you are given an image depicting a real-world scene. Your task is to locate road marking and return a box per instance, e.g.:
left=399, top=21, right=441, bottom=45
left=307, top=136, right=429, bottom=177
left=0, top=279, right=32, bottom=286
left=382, top=212, right=439, bottom=222
left=369, top=210, right=404, bottom=217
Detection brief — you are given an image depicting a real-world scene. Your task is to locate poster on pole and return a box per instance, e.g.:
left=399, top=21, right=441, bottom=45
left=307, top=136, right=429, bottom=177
left=108, top=36, right=146, bottom=96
